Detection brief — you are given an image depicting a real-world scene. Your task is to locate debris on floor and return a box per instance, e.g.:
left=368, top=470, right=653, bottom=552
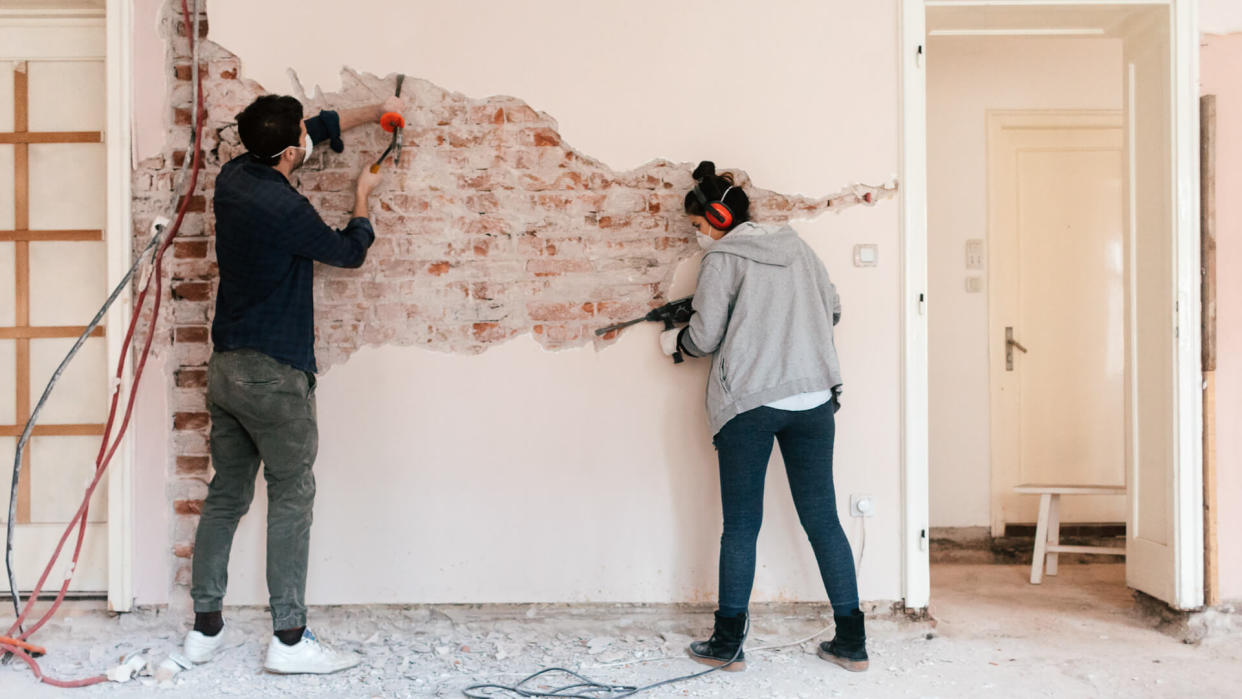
left=4, top=565, right=1240, bottom=698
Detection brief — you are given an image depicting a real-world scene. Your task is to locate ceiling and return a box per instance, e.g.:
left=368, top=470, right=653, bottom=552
left=926, top=2, right=1168, bottom=38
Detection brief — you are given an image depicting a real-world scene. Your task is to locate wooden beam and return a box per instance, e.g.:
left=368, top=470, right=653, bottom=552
left=1202, top=95, right=1217, bottom=372
left=15, top=338, right=29, bottom=524
left=1201, top=94, right=1219, bottom=607
left=14, top=62, right=27, bottom=132
left=0, top=230, right=104, bottom=242
left=0, top=132, right=103, bottom=144
left=0, top=424, right=107, bottom=438
left=12, top=62, right=31, bottom=524
left=0, top=326, right=106, bottom=340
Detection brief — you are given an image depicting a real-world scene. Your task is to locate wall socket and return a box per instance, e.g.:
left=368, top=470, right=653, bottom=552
left=849, top=494, right=875, bottom=518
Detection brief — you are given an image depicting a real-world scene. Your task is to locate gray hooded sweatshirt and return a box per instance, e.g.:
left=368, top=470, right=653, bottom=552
left=680, top=221, right=843, bottom=435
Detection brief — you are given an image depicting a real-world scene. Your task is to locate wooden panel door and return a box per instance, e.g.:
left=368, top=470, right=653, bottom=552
left=0, top=50, right=109, bottom=592
left=988, top=111, right=1128, bottom=535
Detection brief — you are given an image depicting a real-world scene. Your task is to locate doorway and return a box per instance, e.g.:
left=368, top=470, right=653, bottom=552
left=901, top=0, right=1203, bottom=611
left=0, top=1, right=134, bottom=609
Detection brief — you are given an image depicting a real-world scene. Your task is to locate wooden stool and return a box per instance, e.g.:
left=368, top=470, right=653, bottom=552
left=1013, top=485, right=1126, bottom=584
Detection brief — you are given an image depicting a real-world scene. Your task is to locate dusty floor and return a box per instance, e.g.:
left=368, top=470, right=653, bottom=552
left=2, top=564, right=1240, bottom=698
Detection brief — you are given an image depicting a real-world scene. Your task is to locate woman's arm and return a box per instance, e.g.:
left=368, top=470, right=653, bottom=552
left=681, top=255, right=738, bottom=357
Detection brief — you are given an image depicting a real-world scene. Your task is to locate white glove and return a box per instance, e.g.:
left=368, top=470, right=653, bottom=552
left=659, top=328, right=681, bottom=356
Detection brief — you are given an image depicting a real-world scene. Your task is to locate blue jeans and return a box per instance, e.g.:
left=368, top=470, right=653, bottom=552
left=713, top=401, right=859, bottom=617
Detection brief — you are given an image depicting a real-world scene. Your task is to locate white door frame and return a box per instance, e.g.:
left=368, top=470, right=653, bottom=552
left=104, top=0, right=135, bottom=614
left=899, top=0, right=1203, bottom=611
left=0, top=3, right=134, bottom=611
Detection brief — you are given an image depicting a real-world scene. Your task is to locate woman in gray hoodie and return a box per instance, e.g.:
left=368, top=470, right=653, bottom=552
left=663, top=161, right=867, bottom=673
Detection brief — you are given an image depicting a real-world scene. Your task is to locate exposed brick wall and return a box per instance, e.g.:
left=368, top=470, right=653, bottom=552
left=133, top=0, right=897, bottom=605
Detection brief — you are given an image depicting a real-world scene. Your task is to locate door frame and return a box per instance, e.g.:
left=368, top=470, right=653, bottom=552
left=0, top=2, right=134, bottom=611
left=900, top=0, right=1203, bottom=611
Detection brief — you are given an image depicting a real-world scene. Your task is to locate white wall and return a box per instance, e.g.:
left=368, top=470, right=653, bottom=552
left=1201, top=0, right=1242, bottom=35
left=927, top=36, right=1123, bottom=528
left=133, top=0, right=903, bottom=605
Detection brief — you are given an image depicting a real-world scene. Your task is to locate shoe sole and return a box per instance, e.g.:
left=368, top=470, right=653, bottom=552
left=685, top=648, right=746, bottom=672
left=816, top=646, right=869, bottom=672
left=263, top=664, right=359, bottom=676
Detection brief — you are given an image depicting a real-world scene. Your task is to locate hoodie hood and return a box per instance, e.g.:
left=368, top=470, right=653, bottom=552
left=703, top=221, right=799, bottom=267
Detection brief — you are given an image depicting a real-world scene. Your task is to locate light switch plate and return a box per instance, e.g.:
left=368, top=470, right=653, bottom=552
left=853, top=244, right=878, bottom=267
left=965, top=239, right=985, bottom=270
left=965, top=276, right=984, bottom=293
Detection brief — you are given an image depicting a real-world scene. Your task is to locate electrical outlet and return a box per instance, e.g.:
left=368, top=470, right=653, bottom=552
left=850, top=494, right=875, bottom=518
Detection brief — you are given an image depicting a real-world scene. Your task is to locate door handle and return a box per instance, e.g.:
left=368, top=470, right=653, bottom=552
left=1006, top=326, right=1028, bottom=371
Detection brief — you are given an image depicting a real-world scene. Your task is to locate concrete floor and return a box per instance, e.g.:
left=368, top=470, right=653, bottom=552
left=3, top=564, right=1240, bottom=698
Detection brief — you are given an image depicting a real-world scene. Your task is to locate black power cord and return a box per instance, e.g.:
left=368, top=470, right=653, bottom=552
left=461, top=620, right=747, bottom=698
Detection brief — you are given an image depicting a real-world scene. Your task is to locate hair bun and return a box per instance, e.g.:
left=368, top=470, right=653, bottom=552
left=692, top=161, right=716, bottom=181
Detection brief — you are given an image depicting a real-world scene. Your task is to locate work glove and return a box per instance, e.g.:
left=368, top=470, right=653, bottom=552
left=659, top=328, right=681, bottom=357
left=831, top=384, right=843, bottom=413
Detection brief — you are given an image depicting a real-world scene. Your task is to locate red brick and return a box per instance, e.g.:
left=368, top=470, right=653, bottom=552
left=175, top=368, right=208, bottom=389
left=173, top=543, right=194, bottom=559
left=427, top=261, right=451, bottom=276
left=170, top=149, right=207, bottom=169
left=179, top=194, right=207, bottom=212
left=463, top=216, right=512, bottom=237
left=505, top=105, right=542, bottom=123
left=176, top=456, right=210, bottom=475
left=172, top=281, right=211, bottom=302
left=176, top=18, right=209, bottom=39
left=598, top=215, right=632, bottom=229
left=527, top=302, right=595, bottom=321
left=596, top=301, right=647, bottom=319
left=174, top=499, right=204, bottom=515
left=526, top=259, right=592, bottom=277
left=531, top=128, right=561, bottom=147
left=532, top=324, right=584, bottom=344
left=174, top=412, right=210, bottom=431
left=175, top=326, right=209, bottom=344
left=472, top=322, right=511, bottom=343
left=174, top=240, right=209, bottom=259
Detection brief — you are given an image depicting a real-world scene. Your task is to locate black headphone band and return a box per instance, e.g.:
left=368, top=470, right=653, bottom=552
left=691, top=183, right=710, bottom=208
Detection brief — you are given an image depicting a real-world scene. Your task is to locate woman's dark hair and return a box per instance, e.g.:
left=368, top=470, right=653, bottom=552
left=237, top=95, right=303, bottom=166
left=683, top=160, right=750, bottom=230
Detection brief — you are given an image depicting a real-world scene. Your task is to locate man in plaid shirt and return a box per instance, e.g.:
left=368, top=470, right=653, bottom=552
left=183, top=93, right=404, bottom=675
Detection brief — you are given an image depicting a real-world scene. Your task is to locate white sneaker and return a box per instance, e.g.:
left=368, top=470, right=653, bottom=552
left=264, top=629, right=361, bottom=675
left=183, top=627, right=226, bottom=664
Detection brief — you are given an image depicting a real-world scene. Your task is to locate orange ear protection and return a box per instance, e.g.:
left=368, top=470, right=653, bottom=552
left=692, top=183, right=735, bottom=230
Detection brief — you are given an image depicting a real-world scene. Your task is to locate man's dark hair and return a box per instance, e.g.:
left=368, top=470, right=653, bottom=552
left=237, top=95, right=303, bottom=166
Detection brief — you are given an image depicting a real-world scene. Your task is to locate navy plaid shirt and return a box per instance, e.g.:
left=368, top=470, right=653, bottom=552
left=211, top=112, right=374, bottom=373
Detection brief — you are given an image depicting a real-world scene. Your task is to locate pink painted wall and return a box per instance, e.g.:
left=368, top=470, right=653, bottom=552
left=131, top=0, right=166, bottom=163
left=1201, top=33, right=1242, bottom=603
left=127, top=0, right=903, bottom=607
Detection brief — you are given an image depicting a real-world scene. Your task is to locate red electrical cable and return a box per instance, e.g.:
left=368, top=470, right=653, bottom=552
left=0, top=0, right=205, bottom=686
